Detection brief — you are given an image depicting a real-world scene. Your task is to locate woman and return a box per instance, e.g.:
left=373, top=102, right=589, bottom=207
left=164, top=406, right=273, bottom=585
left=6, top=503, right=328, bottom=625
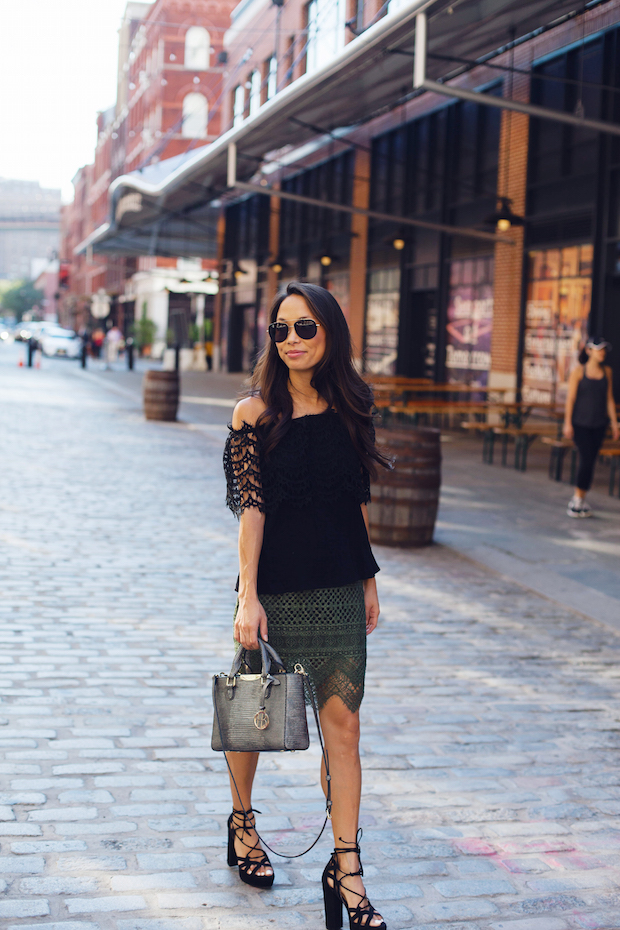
left=563, top=335, right=618, bottom=517
left=223, top=282, right=389, bottom=930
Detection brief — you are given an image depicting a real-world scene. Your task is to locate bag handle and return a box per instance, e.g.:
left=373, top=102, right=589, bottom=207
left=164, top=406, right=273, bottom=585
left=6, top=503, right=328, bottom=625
left=229, top=638, right=286, bottom=679
left=214, top=638, right=332, bottom=860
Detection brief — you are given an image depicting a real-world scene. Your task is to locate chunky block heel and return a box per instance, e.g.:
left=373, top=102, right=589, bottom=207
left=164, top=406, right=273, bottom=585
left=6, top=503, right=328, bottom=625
left=322, top=831, right=386, bottom=930
left=322, top=863, right=343, bottom=930
left=227, top=818, right=237, bottom=867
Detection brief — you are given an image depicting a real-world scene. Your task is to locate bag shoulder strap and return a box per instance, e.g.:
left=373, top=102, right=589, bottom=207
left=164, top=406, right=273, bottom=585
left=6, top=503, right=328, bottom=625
left=215, top=673, right=331, bottom=859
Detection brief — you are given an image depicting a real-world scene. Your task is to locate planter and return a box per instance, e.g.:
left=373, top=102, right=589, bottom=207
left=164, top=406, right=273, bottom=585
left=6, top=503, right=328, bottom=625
left=162, top=347, right=205, bottom=371
left=143, top=370, right=179, bottom=422
left=368, top=427, right=441, bottom=547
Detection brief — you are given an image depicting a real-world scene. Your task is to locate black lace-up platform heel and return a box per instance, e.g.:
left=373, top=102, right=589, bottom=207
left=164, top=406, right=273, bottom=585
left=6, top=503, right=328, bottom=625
left=322, top=831, right=386, bottom=930
left=227, top=808, right=274, bottom=888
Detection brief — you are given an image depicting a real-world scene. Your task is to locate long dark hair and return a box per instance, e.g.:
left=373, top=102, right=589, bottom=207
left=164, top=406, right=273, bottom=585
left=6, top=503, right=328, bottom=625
left=246, top=282, right=390, bottom=478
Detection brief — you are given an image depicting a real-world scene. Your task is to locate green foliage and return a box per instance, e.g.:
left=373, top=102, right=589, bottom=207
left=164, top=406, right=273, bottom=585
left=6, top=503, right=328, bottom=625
left=132, top=309, right=157, bottom=349
left=187, top=320, right=214, bottom=345
left=0, top=279, right=44, bottom=321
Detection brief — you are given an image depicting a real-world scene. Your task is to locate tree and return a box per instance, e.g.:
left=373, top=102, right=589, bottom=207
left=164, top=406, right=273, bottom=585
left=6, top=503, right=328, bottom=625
left=0, top=279, right=44, bottom=321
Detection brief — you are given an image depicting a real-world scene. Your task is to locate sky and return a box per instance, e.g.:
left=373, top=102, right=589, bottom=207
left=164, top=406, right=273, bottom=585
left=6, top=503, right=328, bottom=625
left=0, top=1, right=135, bottom=202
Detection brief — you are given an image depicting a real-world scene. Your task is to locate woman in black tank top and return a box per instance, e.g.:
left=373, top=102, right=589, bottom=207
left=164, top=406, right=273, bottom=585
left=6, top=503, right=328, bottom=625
left=563, top=336, right=618, bottom=516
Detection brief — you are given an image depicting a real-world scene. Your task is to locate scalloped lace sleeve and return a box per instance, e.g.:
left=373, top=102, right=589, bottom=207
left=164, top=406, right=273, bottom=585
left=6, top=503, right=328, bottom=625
left=223, top=424, right=265, bottom=517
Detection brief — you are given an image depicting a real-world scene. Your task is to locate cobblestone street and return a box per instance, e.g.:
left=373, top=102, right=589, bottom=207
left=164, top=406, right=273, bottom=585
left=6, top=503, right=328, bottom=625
left=2, top=350, right=620, bottom=930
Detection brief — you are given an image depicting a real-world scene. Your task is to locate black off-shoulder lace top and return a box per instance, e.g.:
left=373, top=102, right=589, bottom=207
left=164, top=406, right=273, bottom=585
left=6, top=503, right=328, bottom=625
left=223, top=409, right=380, bottom=595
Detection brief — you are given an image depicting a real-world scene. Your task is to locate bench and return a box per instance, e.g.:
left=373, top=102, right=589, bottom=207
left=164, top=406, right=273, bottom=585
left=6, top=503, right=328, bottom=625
left=600, top=447, right=620, bottom=496
left=540, top=437, right=576, bottom=482
left=541, top=438, right=620, bottom=494
left=490, top=425, right=560, bottom=471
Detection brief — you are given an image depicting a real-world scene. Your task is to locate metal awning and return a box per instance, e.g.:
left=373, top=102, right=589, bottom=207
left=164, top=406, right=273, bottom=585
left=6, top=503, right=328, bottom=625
left=81, top=0, right=614, bottom=257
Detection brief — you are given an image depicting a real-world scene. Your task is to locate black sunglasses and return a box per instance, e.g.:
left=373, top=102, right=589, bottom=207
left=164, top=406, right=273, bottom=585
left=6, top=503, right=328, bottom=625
left=268, top=319, right=321, bottom=343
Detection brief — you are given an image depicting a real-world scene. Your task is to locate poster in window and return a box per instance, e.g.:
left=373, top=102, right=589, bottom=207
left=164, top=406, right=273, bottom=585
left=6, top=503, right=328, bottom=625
left=522, top=245, right=592, bottom=405
left=445, top=256, right=494, bottom=386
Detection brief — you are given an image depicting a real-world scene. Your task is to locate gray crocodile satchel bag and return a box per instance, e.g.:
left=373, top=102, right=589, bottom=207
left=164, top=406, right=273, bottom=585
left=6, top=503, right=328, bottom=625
left=212, top=638, right=309, bottom=752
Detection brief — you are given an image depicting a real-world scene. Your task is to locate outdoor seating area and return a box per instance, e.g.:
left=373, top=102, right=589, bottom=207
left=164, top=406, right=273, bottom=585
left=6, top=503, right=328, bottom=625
left=369, top=375, right=620, bottom=493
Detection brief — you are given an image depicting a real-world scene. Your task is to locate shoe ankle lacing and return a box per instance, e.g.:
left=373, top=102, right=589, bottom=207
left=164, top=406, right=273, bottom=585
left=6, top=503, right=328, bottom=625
left=230, top=809, right=272, bottom=873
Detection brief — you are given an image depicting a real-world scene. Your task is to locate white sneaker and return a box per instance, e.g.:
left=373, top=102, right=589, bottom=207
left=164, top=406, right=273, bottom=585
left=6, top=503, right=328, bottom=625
left=567, top=496, right=592, bottom=518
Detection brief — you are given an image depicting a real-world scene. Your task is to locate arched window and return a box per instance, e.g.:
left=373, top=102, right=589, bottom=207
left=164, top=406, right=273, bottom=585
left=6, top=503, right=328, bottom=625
left=182, top=92, right=208, bottom=138
left=185, top=26, right=210, bottom=70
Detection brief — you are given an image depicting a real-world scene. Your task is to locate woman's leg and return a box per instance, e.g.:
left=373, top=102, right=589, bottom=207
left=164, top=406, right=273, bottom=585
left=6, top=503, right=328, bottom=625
left=226, top=752, right=273, bottom=878
left=319, top=696, right=384, bottom=926
left=573, top=425, right=606, bottom=495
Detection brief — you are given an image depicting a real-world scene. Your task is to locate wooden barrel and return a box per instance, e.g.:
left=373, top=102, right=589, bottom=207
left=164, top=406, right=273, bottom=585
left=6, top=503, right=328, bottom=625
left=143, top=370, right=179, bottom=422
left=368, top=427, right=441, bottom=547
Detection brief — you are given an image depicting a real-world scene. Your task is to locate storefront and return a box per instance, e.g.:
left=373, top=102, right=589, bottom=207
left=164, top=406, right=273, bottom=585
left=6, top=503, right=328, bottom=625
left=522, top=244, right=593, bottom=403
left=366, top=97, right=499, bottom=383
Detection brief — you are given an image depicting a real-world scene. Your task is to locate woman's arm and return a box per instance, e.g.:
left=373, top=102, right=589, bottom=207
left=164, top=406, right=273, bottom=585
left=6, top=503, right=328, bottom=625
left=230, top=396, right=269, bottom=650
left=563, top=367, right=581, bottom=439
left=606, top=367, right=619, bottom=441
left=235, top=508, right=268, bottom=649
left=361, top=503, right=380, bottom=635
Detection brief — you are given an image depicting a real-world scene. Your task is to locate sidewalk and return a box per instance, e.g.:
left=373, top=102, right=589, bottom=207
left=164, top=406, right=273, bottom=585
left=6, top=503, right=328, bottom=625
left=1, top=345, right=620, bottom=929
left=74, top=356, right=620, bottom=632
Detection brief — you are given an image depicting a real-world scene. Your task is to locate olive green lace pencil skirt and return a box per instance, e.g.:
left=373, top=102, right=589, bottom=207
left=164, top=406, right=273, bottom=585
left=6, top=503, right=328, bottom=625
left=237, top=581, right=367, bottom=713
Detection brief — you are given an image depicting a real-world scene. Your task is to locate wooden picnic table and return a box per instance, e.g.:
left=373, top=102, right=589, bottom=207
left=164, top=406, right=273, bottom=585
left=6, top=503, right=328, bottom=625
left=489, top=423, right=560, bottom=470
left=383, top=399, right=564, bottom=431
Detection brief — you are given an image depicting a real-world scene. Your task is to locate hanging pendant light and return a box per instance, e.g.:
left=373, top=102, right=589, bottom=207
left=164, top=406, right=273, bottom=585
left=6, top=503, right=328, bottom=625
left=484, top=197, right=525, bottom=232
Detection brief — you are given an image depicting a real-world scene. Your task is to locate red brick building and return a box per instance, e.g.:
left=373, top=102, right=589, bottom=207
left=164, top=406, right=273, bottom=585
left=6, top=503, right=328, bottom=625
left=60, top=0, right=235, bottom=341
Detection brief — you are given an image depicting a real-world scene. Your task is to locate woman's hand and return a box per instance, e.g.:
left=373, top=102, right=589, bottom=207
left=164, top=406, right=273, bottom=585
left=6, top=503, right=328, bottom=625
left=563, top=422, right=574, bottom=440
left=612, top=422, right=620, bottom=442
left=234, top=596, right=268, bottom=650
left=363, top=577, right=380, bottom=635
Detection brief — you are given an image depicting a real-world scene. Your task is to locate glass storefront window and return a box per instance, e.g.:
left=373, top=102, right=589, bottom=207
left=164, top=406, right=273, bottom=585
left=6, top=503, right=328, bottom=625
left=365, top=267, right=400, bottom=375
left=445, top=256, right=494, bottom=386
left=522, top=244, right=592, bottom=404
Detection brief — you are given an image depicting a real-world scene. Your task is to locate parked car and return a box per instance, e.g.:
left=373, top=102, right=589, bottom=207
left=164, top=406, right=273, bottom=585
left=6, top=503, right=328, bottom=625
left=40, top=327, right=82, bottom=359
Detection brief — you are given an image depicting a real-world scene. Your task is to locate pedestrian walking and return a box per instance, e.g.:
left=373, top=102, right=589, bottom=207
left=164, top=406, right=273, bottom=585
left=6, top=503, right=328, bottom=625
left=222, top=282, right=389, bottom=929
left=104, top=325, right=123, bottom=369
left=91, top=328, right=105, bottom=358
left=563, top=335, right=619, bottom=517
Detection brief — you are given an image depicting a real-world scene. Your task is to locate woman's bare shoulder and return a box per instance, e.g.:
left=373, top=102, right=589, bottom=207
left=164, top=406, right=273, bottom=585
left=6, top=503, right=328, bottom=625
left=232, top=395, right=267, bottom=429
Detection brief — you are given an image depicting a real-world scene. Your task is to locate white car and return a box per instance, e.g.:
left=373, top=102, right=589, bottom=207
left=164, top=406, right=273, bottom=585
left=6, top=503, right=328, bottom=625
left=40, top=327, right=82, bottom=359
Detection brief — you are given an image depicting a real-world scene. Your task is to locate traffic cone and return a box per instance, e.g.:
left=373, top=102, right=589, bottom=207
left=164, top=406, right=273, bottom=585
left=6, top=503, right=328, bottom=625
left=35, top=356, right=41, bottom=369
left=18, top=356, right=23, bottom=367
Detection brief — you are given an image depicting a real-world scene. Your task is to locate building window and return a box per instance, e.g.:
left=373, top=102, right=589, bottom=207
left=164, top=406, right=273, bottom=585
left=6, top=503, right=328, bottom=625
left=365, top=268, right=401, bottom=375
left=522, top=245, right=593, bottom=404
left=267, top=55, right=277, bottom=100
left=528, top=38, right=603, bottom=216
left=233, top=85, right=245, bottom=126
left=306, top=0, right=345, bottom=75
left=182, top=92, right=208, bottom=138
left=184, top=26, right=210, bottom=70
left=249, top=70, right=261, bottom=117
